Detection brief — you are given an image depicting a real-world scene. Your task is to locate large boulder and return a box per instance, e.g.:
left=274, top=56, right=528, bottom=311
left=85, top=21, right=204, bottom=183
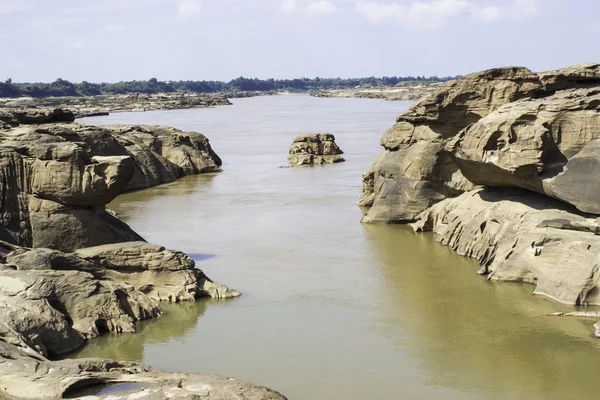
left=452, top=88, right=600, bottom=214
left=360, top=63, right=600, bottom=223
left=288, top=133, right=345, bottom=166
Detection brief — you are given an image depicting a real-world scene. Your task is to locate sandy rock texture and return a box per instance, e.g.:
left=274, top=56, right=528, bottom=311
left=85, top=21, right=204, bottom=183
left=0, top=111, right=221, bottom=251
left=311, top=83, right=441, bottom=102
left=0, top=340, right=287, bottom=400
left=360, top=63, right=600, bottom=223
left=0, top=92, right=232, bottom=119
left=288, top=133, right=345, bottom=166
left=412, top=188, right=600, bottom=306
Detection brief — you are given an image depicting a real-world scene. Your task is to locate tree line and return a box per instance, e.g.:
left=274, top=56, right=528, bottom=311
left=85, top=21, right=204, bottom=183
left=0, top=75, right=460, bottom=98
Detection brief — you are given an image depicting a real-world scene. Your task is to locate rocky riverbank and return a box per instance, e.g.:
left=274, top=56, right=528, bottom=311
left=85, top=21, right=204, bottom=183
left=359, top=63, right=600, bottom=333
left=0, top=92, right=232, bottom=118
left=0, top=91, right=282, bottom=119
left=311, top=84, right=441, bottom=102
left=0, top=108, right=286, bottom=399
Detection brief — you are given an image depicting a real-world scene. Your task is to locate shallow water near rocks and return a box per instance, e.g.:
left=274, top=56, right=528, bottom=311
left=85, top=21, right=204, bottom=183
left=73, top=95, right=600, bottom=400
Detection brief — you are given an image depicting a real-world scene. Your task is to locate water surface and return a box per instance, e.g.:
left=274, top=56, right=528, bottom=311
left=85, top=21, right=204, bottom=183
left=74, top=95, right=600, bottom=400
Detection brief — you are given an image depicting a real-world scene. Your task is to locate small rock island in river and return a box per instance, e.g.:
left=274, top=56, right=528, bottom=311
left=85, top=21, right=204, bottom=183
left=0, top=108, right=287, bottom=399
left=359, top=63, right=600, bottom=336
left=288, top=133, right=345, bottom=166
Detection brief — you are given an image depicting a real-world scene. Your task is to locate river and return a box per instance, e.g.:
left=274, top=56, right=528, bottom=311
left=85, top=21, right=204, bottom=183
left=73, top=95, right=600, bottom=400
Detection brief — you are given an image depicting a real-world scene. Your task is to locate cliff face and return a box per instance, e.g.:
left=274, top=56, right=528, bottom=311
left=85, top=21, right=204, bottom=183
left=360, top=63, right=600, bottom=315
left=360, top=63, right=600, bottom=223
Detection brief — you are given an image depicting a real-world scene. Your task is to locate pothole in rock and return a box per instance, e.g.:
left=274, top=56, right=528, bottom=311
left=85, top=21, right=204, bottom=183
left=63, top=382, right=156, bottom=398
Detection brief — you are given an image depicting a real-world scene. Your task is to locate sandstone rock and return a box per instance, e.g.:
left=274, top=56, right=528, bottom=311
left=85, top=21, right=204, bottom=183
left=360, top=63, right=600, bottom=223
left=310, top=84, right=441, bottom=102
left=27, top=197, right=144, bottom=251
left=0, top=340, right=287, bottom=400
left=288, top=133, right=345, bottom=166
left=452, top=88, right=600, bottom=214
left=412, top=188, right=600, bottom=306
left=0, top=267, right=161, bottom=353
left=0, top=240, right=239, bottom=355
left=0, top=120, right=222, bottom=251
left=73, top=242, right=241, bottom=302
left=538, top=63, right=600, bottom=91
left=0, top=107, right=75, bottom=126
left=107, top=125, right=222, bottom=190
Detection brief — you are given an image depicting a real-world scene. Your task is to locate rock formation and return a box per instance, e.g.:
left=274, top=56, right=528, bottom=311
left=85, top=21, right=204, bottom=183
left=412, top=188, right=600, bottom=306
left=0, top=110, right=222, bottom=251
left=0, top=108, right=282, bottom=399
left=311, top=83, right=440, bottom=102
left=360, top=63, right=600, bottom=223
left=361, top=63, right=600, bottom=336
left=0, top=92, right=232, bottom=119
left=288, top=133, right=345, bottom=166
left=452, top=87, right=600, bottom=214
left=0, top=339, right=287, bottom=400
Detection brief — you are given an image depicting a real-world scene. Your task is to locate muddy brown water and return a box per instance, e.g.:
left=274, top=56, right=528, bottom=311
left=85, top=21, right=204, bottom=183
left=72, top=95, right=600, bottom=400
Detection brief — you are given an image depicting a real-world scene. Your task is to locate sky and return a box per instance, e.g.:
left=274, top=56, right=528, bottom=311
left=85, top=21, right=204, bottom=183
left=0, top=0, right=598, bottom=82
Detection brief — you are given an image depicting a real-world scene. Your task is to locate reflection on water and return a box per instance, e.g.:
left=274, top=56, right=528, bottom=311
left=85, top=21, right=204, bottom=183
left=75, top=95, right=600, bottom=400
left=70, top=301, right=210, bottom=360
left=363, top=224, right=600, bottom=400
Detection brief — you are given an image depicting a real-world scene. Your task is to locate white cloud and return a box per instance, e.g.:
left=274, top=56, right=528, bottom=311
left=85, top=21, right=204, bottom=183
left=104, top=24, right=126, bottom=33
left=355, top=2, right=405, bottom=23
left=356, top=0, right=469, bottom=26
left=281, top=0, right=297, bottom=14
left=178, top=0, right=202, bottom=19
left=356, top=0, right=539, bottom=27
left=471, top=0, right=539, bottom=22
left=72, top=41, right=85, bottom=50
left=477, top=5, right=501, bottom=21
left=307, top=0, right=337, bottom=14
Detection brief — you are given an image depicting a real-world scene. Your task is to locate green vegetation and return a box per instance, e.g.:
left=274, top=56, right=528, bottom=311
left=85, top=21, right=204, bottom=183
left=0, top=75, right=459, bottom=98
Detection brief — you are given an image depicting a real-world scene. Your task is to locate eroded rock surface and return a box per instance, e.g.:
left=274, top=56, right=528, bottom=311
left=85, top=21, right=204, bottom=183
left=360, top=63, right=600, bottom=223
left=453, top=87, right=600, bottom=214
left=288, top=133, right=345, bottom=166
left=0, top=340, right=287, bottom=400
left=0, top=116, right=221, bottom=251
left=0, top=241, right=239, bottom=357
left=412, top=188, right=600, bottom=306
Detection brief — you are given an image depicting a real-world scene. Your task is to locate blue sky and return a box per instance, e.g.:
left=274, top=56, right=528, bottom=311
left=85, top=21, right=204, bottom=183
left=1, top=0, right=598, bottom=82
